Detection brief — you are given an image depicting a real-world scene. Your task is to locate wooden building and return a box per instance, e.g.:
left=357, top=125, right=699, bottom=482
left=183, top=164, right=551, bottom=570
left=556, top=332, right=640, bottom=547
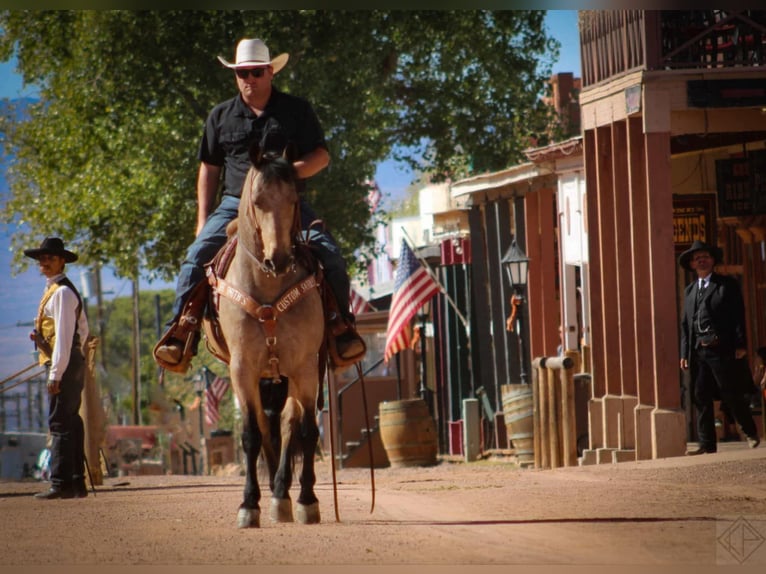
left=327, top=11, right=766, bottom=466
left=450, top=10, right=766, bottom=463
left=578, top=9, right=766, bottom=460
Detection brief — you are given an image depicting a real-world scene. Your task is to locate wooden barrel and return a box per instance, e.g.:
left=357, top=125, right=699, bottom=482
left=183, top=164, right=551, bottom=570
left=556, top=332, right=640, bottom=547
left=501, top=384, right=534, bottom=465
left=379, top=399, right=437, bottom=467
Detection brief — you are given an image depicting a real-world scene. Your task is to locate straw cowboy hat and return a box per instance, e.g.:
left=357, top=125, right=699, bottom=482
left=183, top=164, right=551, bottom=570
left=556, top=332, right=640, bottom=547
left=217, top=38, right=289, bottom=74
left=678, top=239, right=722, bottom=271
left=24, top=237, right=78, bottom=263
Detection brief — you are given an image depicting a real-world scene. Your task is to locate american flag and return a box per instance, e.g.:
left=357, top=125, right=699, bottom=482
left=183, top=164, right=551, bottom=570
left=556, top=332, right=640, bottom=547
left=384, top=239, right=440, bottom=362
left=349, top=286, right=373, bottom=316
left=205, top=375, right=230, bottom=427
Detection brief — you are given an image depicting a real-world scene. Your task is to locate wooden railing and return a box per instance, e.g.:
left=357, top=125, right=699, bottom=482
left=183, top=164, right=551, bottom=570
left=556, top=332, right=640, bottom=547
left=580, top=10, right=766, bottom=88
left=336, top=357, right=399, bottom=462
left=580, top=10, right=647, bottom=88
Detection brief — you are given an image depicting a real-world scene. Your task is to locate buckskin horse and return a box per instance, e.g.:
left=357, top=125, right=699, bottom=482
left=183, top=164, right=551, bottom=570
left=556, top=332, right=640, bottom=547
left=203, top=139, right=325, bottom=528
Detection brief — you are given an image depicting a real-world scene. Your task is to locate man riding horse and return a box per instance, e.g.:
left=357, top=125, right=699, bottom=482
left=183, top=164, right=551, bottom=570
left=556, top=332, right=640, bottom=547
left=154, top=38, right=365, bottom=372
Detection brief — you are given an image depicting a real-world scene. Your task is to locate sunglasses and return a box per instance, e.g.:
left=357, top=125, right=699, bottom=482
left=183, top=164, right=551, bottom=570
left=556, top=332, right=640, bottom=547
left=235, top=67, right=268, bottom=79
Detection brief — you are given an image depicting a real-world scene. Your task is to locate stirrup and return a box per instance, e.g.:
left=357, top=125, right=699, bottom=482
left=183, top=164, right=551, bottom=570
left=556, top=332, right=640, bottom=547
left=153, top=322, right=196, bottom=374
left=327, top=324, right=366, bottom=370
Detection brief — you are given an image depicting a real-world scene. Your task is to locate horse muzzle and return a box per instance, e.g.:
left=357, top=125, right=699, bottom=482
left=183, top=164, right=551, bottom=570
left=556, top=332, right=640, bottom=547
left=260, top=254, right=296, bottom=277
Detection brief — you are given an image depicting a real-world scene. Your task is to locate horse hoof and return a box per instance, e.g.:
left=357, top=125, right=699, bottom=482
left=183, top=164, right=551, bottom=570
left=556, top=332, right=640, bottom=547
left=237, top=507, right=260, bottom=528
left=296, top=502, right=320, bottom=524
left=269, top=497, right=294, bottom=523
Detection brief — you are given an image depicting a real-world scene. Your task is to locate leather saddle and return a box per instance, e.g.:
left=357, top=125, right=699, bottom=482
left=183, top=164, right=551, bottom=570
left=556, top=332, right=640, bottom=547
left=154, top=221, right=364, bottom=374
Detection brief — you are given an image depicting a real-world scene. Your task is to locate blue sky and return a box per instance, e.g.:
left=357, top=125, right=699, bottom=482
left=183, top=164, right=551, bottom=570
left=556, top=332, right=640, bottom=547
left=0, top=10, right=580, bottom=377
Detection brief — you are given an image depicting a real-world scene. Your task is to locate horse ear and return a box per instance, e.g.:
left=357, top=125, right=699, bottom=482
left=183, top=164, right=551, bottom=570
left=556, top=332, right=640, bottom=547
left=283, top=141, right=298, bottom=164
left=249, top=141, right=264, bottom=167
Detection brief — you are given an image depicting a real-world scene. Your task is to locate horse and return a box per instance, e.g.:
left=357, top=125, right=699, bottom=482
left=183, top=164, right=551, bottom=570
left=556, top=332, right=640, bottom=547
left=203, top=140, right=325, bottom=528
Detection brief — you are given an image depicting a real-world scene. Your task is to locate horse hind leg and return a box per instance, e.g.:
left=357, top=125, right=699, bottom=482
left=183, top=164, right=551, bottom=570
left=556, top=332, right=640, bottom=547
left=269, top=396, right=299, bottom=523
left=238, top=407, right=263, bottom=528
left=296, top=399, right=320, bottom=525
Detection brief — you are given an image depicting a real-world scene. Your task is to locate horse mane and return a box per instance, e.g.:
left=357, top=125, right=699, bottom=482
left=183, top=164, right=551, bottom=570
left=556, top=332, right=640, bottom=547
left=249, top=136, right=299, bottom=186
left=253, top=154, right=297, bottom=187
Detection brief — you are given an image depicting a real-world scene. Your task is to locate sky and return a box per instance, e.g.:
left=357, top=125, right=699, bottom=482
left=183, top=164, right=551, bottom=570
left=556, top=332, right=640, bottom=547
left=0, top=10, right=581, bottom=379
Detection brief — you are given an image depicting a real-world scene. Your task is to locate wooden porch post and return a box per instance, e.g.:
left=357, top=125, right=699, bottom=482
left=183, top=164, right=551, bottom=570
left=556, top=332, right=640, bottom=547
left=594, top=124, right=622, bottom=450
left=627, top=115, right=656, bottom=461
left=643, top=86, right=686, bottom=458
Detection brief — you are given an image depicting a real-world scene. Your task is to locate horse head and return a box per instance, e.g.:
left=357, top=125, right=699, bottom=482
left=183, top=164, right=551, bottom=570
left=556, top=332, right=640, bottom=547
left=240, top=140, right=300, bottom=277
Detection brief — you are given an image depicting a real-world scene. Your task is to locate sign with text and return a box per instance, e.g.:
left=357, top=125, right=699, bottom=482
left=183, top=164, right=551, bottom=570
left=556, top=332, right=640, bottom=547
left=716, top=149, right=766, bottom=217
left=673, top=194, right=717, bottom=253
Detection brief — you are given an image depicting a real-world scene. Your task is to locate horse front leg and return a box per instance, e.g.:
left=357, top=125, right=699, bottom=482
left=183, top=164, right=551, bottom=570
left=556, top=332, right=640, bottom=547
left=260, top=376, right=288, bottom=492
left=269, top=396, right=299, bottom=523
left=238, top=406, right=263, bottom=528
left=295, top=399, right=320, bottom=525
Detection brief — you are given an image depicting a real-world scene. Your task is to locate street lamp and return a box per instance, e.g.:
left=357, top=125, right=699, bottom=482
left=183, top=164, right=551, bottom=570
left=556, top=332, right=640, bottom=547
left=417, top=298, right=432, bottom=409
left=501, top=240, right=530, bottom=385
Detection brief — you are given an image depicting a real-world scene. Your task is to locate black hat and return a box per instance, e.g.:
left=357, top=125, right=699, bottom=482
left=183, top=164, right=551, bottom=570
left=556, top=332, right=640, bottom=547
left=23, top=237, right=78, bottom=263
left=678, top=240, right=722, bottom=271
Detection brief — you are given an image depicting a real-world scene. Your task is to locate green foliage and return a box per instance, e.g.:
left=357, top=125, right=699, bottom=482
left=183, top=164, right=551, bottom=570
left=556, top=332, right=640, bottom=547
left=0, top=10, right=558, bottom=280
left=388, top=171, right=430, bottom=219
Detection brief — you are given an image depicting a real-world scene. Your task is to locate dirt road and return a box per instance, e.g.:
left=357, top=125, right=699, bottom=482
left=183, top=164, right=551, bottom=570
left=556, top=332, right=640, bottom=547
left=1, top=441, right=765, bottom=569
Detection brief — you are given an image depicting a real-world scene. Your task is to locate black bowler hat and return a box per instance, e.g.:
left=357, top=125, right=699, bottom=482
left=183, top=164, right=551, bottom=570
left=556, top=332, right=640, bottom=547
left=23, top=237, right=78, bottom=263
left=678, top=240, right=722, bottom=271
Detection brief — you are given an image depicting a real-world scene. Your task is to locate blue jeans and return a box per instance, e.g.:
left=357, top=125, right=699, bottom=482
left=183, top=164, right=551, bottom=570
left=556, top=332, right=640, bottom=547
left=167, top=195, right=351, bottom=328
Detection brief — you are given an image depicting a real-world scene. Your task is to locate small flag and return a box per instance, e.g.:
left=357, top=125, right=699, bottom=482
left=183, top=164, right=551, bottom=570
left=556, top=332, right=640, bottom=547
left=349, top=286, right=373, bottom=316
left=205, top=375, right=230, bottom=427
left=384, top=239, right=440, bottom=362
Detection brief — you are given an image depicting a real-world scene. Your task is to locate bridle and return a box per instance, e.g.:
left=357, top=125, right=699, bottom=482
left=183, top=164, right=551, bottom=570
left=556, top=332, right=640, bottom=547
left=240, top=166, right=302, bottom=278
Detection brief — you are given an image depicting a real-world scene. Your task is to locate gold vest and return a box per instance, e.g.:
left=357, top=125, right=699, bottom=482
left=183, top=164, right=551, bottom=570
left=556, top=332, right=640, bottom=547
left=35, top=281, right=81, bottom=366
left=35, top=283, right=59, bottom=365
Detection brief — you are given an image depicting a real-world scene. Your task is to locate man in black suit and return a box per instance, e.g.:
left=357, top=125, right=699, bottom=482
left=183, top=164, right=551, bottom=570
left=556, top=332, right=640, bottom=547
left=679, top=240, right=760, bottom=455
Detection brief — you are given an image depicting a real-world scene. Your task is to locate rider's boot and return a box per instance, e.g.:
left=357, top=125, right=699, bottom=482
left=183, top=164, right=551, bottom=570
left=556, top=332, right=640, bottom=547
left=322, top=267, right=366, bottom=365
left=153, top=280, right=209, bottom=372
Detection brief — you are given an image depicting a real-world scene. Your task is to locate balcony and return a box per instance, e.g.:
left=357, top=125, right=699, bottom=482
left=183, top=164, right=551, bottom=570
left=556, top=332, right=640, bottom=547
left=580, top=10, right=766, bottom=88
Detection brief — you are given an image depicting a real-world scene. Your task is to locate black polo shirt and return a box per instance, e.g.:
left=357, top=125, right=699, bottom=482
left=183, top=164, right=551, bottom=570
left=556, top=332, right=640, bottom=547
left=198, top=87, right=328, bottom=198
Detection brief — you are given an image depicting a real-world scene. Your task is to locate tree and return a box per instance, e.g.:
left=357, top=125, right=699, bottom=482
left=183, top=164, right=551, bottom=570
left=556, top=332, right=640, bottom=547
left=0, top=10, right=559, bottom=280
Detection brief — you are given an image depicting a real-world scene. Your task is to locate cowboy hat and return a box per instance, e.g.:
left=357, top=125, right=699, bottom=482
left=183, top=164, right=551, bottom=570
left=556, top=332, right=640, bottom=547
left=678, top=239, right=722, bottom=270
left=217, top=38, right=289, bottom=74
left=24, top=237, right=78, bottom=263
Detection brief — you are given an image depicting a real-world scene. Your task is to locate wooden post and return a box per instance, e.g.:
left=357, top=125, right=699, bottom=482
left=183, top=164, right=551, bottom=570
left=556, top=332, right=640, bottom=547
left=539, top=366, right=550, bottom=469
left=561, top=366, right=578, bottom=467
left=533, top=356, right=576, bottom=469
left=80, top=336, right=105, bottom=485
left=532, top=358, right=543, bottom=469
left=547, top=364, right=561, bottom=468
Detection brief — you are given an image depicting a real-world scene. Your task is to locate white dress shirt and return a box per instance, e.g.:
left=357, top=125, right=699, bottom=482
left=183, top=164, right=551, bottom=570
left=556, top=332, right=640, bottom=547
left=42, top=273, right=90, bottom=382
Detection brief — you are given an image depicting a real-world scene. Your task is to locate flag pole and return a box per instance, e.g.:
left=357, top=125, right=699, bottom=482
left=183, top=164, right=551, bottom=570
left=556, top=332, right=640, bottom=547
left=399, top=228, right=469, bottom=334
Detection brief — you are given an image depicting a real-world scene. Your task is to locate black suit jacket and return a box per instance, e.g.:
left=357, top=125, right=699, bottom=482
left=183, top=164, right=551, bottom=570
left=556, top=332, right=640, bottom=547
left=679, top=272, right=747, bottom=361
